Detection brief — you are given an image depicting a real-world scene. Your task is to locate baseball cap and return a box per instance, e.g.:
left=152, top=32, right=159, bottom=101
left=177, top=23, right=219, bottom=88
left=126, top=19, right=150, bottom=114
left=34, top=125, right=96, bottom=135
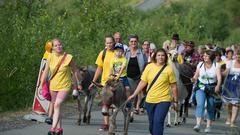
left=114, top=43, right=124, bottom=50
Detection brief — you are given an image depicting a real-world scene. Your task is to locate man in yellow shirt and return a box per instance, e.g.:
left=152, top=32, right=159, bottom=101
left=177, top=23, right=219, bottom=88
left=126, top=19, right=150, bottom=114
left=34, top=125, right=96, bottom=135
left=88, top=35, right=115, bottom=131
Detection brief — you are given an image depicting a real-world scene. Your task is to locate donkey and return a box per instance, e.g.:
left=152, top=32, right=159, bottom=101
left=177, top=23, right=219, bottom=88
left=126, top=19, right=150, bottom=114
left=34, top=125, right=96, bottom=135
left=94, top=78, right=132, bottom=135
left=167, top=49, right=194, bottom=126
left=72, top=66, right=97, bottom=125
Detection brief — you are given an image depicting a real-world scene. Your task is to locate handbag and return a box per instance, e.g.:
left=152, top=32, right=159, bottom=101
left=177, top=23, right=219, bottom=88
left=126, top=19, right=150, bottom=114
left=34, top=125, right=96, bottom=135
left=142, top=64, right=167, bottom=107
left=42, top=53, right=67, bottom=101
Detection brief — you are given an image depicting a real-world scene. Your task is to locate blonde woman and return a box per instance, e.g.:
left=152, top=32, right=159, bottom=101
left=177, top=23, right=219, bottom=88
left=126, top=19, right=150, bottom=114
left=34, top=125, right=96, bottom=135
left=39, top=39, right=82, bottom=135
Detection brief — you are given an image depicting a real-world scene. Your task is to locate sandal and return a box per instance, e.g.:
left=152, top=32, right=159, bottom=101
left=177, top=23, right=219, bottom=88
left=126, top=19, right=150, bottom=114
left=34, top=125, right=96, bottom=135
left=140, top=108, right=145, bottom=113
left=134, top=109, right=139, bottom=114
left=99, top=124, right=109, bottom=131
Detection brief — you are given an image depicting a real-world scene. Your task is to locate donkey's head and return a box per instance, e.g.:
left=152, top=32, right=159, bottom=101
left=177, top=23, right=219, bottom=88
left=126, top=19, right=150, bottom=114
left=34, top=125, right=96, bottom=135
left=102, top=78, right=122, bottom=101
left=92, top=78, right=122, bottom=116
left=79, top=66, right=89, bottom=80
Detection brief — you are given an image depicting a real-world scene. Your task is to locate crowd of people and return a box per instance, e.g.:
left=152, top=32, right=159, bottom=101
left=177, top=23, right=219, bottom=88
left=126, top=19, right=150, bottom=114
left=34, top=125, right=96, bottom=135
left=40, top=33, right=240, bottom=135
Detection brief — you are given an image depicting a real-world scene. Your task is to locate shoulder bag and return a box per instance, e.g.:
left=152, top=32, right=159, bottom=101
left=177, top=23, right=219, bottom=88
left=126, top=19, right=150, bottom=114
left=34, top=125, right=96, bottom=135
left=140, top=64, right=167, bottom=108
left=42, top=53, right=67, bottom=101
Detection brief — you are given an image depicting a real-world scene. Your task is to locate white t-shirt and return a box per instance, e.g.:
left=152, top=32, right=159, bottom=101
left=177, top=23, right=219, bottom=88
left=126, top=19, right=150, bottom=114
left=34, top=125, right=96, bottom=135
left=197, top=62, right=220, bottom=84
left=227, top=60, right=240, bottom=75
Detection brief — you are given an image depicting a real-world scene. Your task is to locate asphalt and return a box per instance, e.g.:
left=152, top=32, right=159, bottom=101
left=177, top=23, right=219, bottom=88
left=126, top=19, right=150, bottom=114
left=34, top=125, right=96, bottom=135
left=1, top=107, right=240, bottom=135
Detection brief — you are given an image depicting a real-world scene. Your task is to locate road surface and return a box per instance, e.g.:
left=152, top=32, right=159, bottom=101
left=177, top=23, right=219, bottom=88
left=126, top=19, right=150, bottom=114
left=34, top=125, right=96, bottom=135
left=1, top=107, right=239, bottom=135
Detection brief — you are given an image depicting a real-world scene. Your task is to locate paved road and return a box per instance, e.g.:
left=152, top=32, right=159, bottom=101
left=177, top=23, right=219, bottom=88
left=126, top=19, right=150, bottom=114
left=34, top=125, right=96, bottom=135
left=136, top=0, right=165, bottom=11
left=1, top=107, right=239, bottom=135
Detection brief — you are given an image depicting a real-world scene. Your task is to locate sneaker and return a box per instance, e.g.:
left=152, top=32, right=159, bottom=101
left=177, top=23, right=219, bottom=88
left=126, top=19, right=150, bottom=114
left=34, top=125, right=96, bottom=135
left=225, top=121, right=231, bottom=125
left=230, top=124, right=238, bottom=128
left=99, top=124, right=109, bottom=131
left=56, top=131, right=63, bottom=135
left=204, top=126, right=211, bottom=133
left=48, top=131, right=55, bottom=135
left=193, top=124, right=200, bottom=132
left=72, top=89, right=79, bottom=99
left=45, top=117, right=53, bottom=125
left=56, top=128, right=63, bottom=135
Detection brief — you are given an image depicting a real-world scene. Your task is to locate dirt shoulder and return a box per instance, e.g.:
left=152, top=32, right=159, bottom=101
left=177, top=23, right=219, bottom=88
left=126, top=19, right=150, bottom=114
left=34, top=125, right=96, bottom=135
left=0, top=98, right=101, bottom=132
left=0, top=108, right=36, bottom=132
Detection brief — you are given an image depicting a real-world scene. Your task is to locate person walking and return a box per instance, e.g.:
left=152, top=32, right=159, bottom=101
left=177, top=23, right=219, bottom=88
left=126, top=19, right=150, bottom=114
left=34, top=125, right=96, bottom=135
left=142, top=40, right=152, bottom=63
left=128, top=48, right=178, bottom=135
left=222, top=50, right=240, bottom=127
left=88, top=35, right=115, bottom=131
left=39, top=39, right=82, bottom=135
left=125, top=34, right=147, bottom=114
left=191, top=50, right=222, bottom=133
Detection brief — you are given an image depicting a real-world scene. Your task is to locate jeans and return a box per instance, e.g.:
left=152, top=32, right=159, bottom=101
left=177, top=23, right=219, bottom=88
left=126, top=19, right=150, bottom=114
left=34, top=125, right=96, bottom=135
left=145, top=102, right=171, bottom=135
left=195, top=89, right=215, bottom=120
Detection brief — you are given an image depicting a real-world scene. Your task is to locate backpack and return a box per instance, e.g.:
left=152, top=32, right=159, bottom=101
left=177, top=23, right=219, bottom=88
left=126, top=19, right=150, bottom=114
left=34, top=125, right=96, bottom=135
left=102, top=48, right=107, bottom=62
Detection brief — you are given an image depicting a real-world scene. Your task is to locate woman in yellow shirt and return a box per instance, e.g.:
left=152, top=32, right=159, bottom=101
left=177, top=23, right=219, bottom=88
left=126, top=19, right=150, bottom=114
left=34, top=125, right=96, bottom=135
left=128, top=48, right=178, bottom=135
left=40, top=39, right=82, bottom=135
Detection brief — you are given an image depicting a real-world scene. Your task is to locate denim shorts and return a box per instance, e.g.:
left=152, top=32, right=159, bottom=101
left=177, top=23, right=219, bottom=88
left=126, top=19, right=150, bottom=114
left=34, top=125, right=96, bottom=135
left=120, top=76, right=130, bottom=87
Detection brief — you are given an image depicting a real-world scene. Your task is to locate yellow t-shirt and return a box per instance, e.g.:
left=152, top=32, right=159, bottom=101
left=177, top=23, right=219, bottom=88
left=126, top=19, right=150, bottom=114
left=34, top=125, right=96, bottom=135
left=141, top=63, right=176, bottom=103
left=95, top=49, right=115, bottom=85
left=43, top=51, right=50, bottom=60
left=110, top=57, right=127, bottom=77
left=48, top=53, right=73, bottom=91
left=177, top=54, right=184, bottom=64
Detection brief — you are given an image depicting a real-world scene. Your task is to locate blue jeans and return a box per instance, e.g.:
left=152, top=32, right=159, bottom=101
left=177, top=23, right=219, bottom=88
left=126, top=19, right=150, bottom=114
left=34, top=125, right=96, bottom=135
left=145, top=102, right=171, bottom=135
left=195, top=89, right=215, bottom=120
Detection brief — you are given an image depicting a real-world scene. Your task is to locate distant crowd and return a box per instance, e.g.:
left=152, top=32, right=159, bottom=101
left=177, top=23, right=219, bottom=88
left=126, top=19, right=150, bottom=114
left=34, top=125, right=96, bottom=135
left=41, top=32, right=240, bottom=135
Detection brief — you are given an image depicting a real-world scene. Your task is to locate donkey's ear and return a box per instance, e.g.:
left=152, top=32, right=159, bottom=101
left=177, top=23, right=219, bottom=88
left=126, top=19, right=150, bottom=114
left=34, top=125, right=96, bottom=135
left=80, top=66, right=88, bottom=72
left=92, top=81, right=103, bottom=88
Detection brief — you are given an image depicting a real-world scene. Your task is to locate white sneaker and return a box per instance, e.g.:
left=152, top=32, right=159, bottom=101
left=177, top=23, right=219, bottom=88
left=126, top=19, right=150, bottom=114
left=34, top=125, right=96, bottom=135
left=72, top=89, right=79, bottom=99
left=193, top=124, right=200, bottom=132
left=225, top=121, right=230, bottom=125
left=204, top=126, right=211, bottom=133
